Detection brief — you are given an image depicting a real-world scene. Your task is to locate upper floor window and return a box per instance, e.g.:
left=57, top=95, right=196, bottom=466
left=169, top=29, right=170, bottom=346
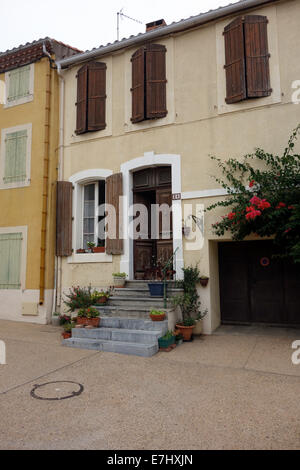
left=75, top=62, right=107, bottom=135
left=5, top=64, right=34, bottom=107
left=131, top=44, right=167, bottom=123
left=224, top=15, right=272, bottom=104
left=0, top=124, right=32, bottom=189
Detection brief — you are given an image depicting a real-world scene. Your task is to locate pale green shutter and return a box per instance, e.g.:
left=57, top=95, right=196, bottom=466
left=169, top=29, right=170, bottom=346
left=0, top=233, right=22, bottom=289
left=8, top=65, right=30, bottom=102
left=4, top=130, right=27, bottom=183
left=8, top=70, right=19, bottom=102
left=19, top=66, right=30, bottom=98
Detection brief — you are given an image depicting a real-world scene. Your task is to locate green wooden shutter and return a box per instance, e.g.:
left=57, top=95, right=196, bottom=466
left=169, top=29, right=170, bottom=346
left=4, top=130, right=27, bottom=183
left=8, top=66, right=30, bottom=102
left=0, top=233, right=22, bottom=289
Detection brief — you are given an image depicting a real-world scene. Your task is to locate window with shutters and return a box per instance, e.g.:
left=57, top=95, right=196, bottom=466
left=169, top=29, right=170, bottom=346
left=75, top=62, right=107, bottom=135
left=0, top=232, right=23, bottom=290
left=131, top=44, right=167, bottom=123
left=5, top=64, right=34, bottom=108
left=0, top=124, right=32, bottom=189
left=224, top=15, right=272, bottom=104
left=82, top=181, right=106, bottom=250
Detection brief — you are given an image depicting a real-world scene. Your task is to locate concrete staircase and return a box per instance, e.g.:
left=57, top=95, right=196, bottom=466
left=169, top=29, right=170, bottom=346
left=62, top=281, right=182, bottom=357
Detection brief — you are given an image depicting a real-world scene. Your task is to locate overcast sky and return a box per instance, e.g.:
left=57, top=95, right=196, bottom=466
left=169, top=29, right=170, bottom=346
left=1, top=0, right=239, bottom=53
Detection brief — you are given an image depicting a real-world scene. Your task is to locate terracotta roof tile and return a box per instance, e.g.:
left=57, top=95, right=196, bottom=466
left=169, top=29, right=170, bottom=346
left=0, top=38, right=81, bottom=73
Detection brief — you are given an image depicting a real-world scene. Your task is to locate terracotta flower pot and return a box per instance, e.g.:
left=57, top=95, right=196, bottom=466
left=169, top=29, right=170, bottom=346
left=150, top=313, right=166, bottom=322
left=62, top=332, right=72, bottom=339
left=96, top=296, right=108, bottom=304
left=200, top=278, right=209, bottom=287
left=92, top=247, right=105, bottom=253
left=176, top=323, right=195, bottom=341
left=86, top=317, right=100, bottom=328
left=76, top=317, right=87, bottom=326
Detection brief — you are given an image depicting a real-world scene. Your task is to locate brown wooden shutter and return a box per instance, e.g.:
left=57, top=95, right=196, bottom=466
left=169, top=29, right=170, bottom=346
left=75, top=65, right=88, bottom=134
left=56, top=182, right=73, bottom=257
left=87, top=62, right=107, bottom=131
left=131, top=47, right=145, bottom=123
left=145, top=44, right=167, bottom=119
left=105, top=173, right=123, bottom=255
left=224, top=17, right=247, bottom=104
left=244, top=15, right=271, bottom=98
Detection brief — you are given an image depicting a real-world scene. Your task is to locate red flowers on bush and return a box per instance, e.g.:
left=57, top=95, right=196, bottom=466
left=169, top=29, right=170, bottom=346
left=276, top=202, right=286, bottom=209
left=246, top=209, right=262, bottom=220
left=249, top=180, right=255, bottom=188
left=227, top=212, right=236, bottom=220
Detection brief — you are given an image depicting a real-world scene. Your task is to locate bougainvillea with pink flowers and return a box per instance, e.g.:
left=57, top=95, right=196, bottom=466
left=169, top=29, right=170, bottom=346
left=207, top=125, right=300, bottom=263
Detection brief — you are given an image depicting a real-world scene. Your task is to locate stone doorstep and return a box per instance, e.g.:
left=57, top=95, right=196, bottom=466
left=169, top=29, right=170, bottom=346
left=62, top=337, right=159, bottom=358
left=72, top=327, right=163, bottom=345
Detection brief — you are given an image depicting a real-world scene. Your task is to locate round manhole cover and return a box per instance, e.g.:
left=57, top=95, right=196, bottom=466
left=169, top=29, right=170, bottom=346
left=30, top=381, right=84, bottom=401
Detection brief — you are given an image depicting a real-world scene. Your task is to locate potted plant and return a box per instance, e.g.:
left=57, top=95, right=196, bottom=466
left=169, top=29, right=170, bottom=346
left=62, top=322, right=74, bottom=339
left=194, top=309, right=208, bottom=336
left=63, top=285, right=94, bottom=314
left=87, top=241, right=95, bottom=253
left=175, top=332, right=184, bottom=346
left=76, top=249, right=86, bottom=254
left=76, top=307, right=100, bottom=328
left=172, top=265, right=204, bottom=341
left=199, top=276, right=209, bottom=287
left=92, top=288, right=112, bottom=305
left=148, top=253, right=177, bottom=297
left=149, top=309, right=166, bottom=322
left=158, top=330, right=176, bottom=350
left=113, top=272, right=127, bottom=288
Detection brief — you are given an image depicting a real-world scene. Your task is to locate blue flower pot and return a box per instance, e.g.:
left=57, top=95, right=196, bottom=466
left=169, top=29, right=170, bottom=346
left=148, top=282, right=164, bottom=297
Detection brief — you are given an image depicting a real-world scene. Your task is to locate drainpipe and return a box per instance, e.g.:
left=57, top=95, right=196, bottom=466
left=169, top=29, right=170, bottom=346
left=39, top=46, right=52, bottom=306
left=55, top=61, right=65, bottom=311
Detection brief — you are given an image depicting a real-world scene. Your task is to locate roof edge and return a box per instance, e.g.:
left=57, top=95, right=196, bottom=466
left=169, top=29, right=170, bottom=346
left=57, top=0, right=280, bottom=69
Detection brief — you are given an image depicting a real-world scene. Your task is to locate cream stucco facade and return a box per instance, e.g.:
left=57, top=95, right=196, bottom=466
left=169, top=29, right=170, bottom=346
left=57, top=0, right=300, bottom=333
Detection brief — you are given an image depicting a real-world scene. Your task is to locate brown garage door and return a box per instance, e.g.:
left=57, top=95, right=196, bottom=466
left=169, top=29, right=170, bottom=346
left=219, top=241, right=300, bottom=326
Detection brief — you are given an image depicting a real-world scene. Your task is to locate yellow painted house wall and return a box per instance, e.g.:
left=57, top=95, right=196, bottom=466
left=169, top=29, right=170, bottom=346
left=59, top=0, right=300, bottom=331
left=0, top=57, right=59, bottom=323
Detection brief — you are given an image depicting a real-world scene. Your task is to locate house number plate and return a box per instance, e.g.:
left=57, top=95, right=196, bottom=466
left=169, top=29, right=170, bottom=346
left=172, top=193, right=182, bottom=200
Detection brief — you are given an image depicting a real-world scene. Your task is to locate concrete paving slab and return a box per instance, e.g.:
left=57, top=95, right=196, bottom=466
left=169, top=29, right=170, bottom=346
left=245, top=335, right=300, bottom=377
left=162, top=335, right=258, bottom=369
left=0, top=337, right=98, bottom=394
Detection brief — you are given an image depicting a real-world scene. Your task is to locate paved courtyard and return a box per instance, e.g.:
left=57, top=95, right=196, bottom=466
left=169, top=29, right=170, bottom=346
left=0, top=320, right=299, bottom=450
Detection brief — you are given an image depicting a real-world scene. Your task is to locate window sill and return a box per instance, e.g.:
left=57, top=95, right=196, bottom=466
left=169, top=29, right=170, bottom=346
left=67, top=253, right=113, bottom=264
left=0, top=180, right=30, bottom=190
left=4, top=94, right=34, bottom=108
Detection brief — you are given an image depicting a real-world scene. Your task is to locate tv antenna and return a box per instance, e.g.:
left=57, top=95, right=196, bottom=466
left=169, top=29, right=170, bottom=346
left=117, top=9, right=143, bottom=41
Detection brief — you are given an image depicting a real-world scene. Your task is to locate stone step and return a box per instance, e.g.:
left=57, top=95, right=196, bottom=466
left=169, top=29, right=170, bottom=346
left=125, top=280, right=179, bottom=289
left=113, top=287, right=183, bottom=298
left=62, top=337, right=158, bottom=358
left=72, top=327, right=162, bottom=344
left=108, top=296, right=172, bottom=308
left=95, top=306, right=173, bottom=320
left=100, top=317, right=168, bottom=333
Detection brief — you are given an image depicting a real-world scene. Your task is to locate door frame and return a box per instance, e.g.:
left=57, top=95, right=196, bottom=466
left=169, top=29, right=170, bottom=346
left=120, top=152, right=184, bottom=280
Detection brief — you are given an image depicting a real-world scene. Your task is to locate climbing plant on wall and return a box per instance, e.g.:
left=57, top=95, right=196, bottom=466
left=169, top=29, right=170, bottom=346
left=207, top=125, right=300, bottom=263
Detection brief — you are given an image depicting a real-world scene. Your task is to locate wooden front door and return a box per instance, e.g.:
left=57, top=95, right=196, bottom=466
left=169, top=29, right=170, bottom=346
left=133, top=166, right=173, bottom=280
left=219, top=241, right=300, bottom=326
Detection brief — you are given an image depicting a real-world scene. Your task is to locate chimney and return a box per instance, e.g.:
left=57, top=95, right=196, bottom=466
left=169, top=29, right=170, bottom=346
left=146, top=19, right=167, bottom=33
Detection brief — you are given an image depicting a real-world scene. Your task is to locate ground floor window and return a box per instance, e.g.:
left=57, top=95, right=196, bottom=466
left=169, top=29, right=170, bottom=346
left=82, top=180, right=105, bottom=250
left=0, top=232, right=22, bottom=289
